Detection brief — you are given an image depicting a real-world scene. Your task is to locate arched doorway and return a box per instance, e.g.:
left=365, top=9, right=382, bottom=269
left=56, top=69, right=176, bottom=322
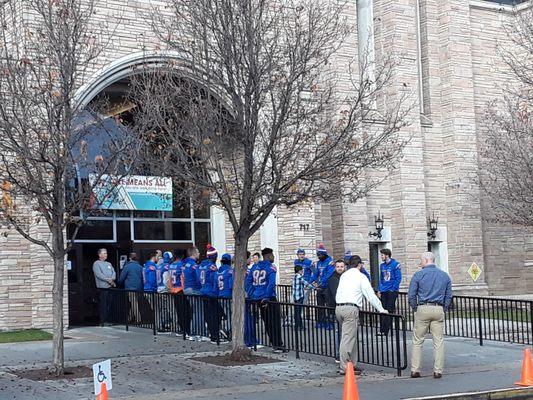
left=67, top=67, right=215, bottom=325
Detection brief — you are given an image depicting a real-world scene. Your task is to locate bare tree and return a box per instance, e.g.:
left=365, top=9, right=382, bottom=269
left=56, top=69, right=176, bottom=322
left=480, top=3, right=533, bottom=226
left=0, top=0, right=138, bottom=375
left=133, top=0, right=411, bottom=359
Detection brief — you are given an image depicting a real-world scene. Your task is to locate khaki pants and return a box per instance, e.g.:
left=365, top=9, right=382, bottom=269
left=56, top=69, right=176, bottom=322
left=335, top=305, right=359, bottom=373
left=411, top=305, right=445, bottom=374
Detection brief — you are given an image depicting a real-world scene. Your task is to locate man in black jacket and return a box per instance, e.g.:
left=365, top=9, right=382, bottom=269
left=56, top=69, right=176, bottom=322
left=326, top=259, right=346, bottom=361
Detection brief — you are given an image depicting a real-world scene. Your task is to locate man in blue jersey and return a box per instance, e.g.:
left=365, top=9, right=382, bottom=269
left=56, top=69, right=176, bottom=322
left=244, top=251, right=258, bottom=348
left=245, top=247, right=286, bottom=353
left=182, top=246, right=204, bottom=340
left=142, top=252, right=158, bottom=328
left=154, top=251, right=173, bottom=332
left=294, top=249, right=314, bottom=304
left=378, top=248, right=402, bottom=335
left=216, top=253, right=233, bottom=340
left=143, top=252, right=158, bottom=293
left=198, top=244, right=222, bottom=343
left=168, top=250, right=191, bottom=338
left=311, top=243, right=335, bottom=329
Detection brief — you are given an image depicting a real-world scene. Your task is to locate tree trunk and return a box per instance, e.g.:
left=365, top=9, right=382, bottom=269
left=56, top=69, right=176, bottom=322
left=50, top=227, right=65, bottom=376
left=230, top=232, right=252, bottom=360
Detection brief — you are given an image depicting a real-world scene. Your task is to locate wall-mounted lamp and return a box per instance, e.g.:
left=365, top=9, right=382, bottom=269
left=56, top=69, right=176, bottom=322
left=369, top=212, right=384, bottom=240
left=427, top=212, right=439, bottom=240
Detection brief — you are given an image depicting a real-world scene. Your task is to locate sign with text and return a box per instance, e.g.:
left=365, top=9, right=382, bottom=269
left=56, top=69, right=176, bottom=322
left=92, top=359, right=112, bottom=395
left=89, top=175, right=172, bottom=211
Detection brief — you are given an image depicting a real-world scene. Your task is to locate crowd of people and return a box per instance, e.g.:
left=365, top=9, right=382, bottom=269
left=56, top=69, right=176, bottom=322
left=93, top=243, right=453, bottom=377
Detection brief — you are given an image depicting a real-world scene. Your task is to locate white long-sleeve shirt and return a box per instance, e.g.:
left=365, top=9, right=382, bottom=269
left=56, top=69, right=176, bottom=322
left=335, top=268, right=386, bottom=313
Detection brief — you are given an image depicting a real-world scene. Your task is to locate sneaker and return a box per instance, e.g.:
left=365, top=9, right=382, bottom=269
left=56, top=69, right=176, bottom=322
left=324, top=323, right=333, bottom=331
left=273, top=347, right=288, bottom=354
left=200, top=336, right=211, bottom=342
left=334, top=357, right=340, bottom=364
left=210, top=340, right=219, bottom=344
left=315, top=323, right=323, bottom=329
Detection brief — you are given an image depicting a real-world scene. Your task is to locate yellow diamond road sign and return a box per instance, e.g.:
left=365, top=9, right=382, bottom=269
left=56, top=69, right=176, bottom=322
left=467, top=262, right=482, bottom=282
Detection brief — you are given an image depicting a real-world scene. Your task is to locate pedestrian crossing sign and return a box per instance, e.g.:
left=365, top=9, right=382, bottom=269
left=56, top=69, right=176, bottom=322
left=467, top=262, right=482, bottom=282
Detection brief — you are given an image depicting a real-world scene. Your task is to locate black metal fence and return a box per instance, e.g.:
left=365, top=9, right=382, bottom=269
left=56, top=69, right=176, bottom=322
left=277, top=285, right=533, bottom=346
left=103, top=288, right=408, bottom=375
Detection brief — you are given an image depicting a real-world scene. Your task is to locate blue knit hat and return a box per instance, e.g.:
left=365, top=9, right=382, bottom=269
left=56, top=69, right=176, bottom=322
left=163, top=251, right=173, bottom=262
left=344, top=250, right=352, bottom=262
left=316, top=243, right=328, bottom=255
left=296, top=248, right=305, bottom=255
left=221, top=253, right=232, bottom=262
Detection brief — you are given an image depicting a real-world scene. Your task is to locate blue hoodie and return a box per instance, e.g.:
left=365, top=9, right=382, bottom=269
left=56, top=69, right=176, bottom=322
left=215, top=264, right=234, bottom=298
left=379, top=258, right=402, bottom=292
left=197, top=258, right=218, bottom=297
left=294, top=257, right=314, bottom=282
left=182, top=257, right=201, bottom=291
left=143, top=260, right=158, bottom=292
left=245, top=260, right=277, bottom=300
left=311, top=255, right=335, bottom=288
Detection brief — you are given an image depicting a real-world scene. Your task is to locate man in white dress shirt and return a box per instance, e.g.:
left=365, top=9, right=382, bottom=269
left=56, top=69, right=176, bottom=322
left=335, top=255, right=388, bottom=374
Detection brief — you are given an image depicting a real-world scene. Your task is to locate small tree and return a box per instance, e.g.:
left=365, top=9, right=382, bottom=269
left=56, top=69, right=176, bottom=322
left=134, top=0, right=411, bottom=359
left=480, top=3, right=533, bottom=226
left=0, top=0, right=138, bottom=374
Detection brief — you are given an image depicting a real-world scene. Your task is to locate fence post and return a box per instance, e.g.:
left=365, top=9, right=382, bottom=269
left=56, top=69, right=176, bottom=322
left=152, top=292, right=157, bottom=336
left=529, top=302, right=533, bottom=345
left=125, top=291, right=129, bottom=332
left=477, top=297, right=483, bottom=346
left=294, top=303, right=300, bottom=359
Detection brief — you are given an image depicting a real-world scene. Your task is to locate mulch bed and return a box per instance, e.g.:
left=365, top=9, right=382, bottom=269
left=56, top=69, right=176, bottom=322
left=192, top=354, right=282, bottom=367
left=10, top=366, right=93, bottom=381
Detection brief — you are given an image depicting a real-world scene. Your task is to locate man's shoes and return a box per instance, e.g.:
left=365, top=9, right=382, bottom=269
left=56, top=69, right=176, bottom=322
left=411, top=372, right=421, bottom=378
left=434, top=372, right=442, bottom=379
left=338, top=369, right=361, bottom=376
left=334, top=357, right=340, bottom=364
left=376, top=332, right=387, bottom=337
left=273, top=347, right=289, bottom=354
left=315, top=323, right=323, bottom=329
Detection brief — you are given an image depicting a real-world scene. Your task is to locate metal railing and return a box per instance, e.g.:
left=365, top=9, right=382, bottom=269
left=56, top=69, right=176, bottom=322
left=278, top=285, right=533, bottom=346
left=103, top=288, right=408, bottom=375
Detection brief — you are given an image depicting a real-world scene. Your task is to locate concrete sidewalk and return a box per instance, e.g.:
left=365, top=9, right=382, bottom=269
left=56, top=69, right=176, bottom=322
left=0, top=326, right=529, bottom=400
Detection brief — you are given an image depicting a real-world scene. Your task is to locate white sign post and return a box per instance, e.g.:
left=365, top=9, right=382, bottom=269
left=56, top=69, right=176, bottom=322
left=93, top=359, right=112, bottom=395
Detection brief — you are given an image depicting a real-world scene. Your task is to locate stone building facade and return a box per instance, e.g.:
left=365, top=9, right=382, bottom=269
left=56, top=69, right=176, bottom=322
left=1, top=0, right=532, bottom=331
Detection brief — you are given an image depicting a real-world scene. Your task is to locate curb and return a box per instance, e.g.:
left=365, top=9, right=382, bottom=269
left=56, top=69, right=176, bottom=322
left=404, top=387, right=533, bottom=400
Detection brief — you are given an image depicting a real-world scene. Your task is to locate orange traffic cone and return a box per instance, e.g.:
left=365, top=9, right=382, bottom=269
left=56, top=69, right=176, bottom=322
left=96, top=382, right=108, bottom=400
left=515, top=348, right=533, bottom=387
left=343, top=361, right=360, bottom=400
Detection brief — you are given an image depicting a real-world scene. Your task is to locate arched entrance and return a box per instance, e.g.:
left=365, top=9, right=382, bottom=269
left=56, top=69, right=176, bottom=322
left=67, top=55, right=219, bottom=325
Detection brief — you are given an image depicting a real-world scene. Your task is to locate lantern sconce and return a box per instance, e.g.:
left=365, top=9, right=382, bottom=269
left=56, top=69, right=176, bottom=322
left=427, top=212, right=439, bottom=240
left=368, top=211, right=384, bottom=240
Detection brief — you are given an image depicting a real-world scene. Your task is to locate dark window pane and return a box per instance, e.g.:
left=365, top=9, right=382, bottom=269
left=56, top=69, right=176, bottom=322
left=134, top=221, right=191, bottom=241
left=194, top=222, right=211, bottom=256
left=194, top=205, right=210, bottom=219
left=133, top=210, right=161, bottom=218
left=163, top=199, right=190, bottom=219
left=116, top=221, right=131, bottom=242
left=68, top=220, right=114, bottom=241
left=115, top=210, right=131, bottom=217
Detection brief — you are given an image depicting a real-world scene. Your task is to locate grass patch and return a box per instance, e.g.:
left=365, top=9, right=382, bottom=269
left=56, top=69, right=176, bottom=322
left=0, top=329, right=53, bottom=343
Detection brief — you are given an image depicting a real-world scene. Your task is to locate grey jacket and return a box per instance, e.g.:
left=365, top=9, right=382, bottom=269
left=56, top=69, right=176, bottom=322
left=93, top=260, right=116, bottom=288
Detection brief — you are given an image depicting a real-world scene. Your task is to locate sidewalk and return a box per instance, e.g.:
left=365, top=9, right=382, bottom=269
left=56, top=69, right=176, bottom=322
left=0, top=326, right=529, bottom=400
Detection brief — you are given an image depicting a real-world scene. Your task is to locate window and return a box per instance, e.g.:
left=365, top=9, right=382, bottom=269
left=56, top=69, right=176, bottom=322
left=67, top=220, right=114, bottom=241
left=134, top=221, right=192, bottom=241
left=482, top=0, right=527, bottom=4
